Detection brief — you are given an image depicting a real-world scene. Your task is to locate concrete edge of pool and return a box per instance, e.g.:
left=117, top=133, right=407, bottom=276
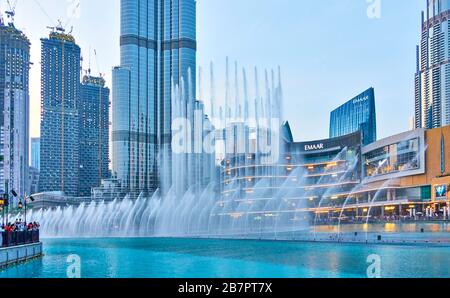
left=0, top=242, right=43, bottom=269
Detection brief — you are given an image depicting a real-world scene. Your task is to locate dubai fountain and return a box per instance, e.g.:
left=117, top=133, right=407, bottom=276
left=13, top=59, right=312, bottom=239
left=3, top=60, right=432, bottom=242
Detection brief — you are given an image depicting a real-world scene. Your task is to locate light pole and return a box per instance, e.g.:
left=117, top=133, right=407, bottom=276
left=18, top=193, right=35, bottom=225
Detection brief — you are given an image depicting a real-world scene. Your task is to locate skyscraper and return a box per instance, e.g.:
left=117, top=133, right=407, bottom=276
left=330, top=88, right=377, bottom=146
left=79, top=75, right=110, bottom=197
left=112, top=0, right=197, bottom=194
left=0, top=21, right=30, bottom=197
left=31, top=137, right=40, bottom=170
left=415, top=0, right=450, bottom=129
left=39, top=30, right=81, bottom=197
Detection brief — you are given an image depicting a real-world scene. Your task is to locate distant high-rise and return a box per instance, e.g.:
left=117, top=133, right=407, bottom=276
left=0, top=21, right=30, bottom=197
left=31, top=137, right=40, bottom=170
left=39, top=30, right=81, bottom=197
left=330, top=88, right=377, bottom=146
left=415, top=0, right=450, bottom=129
left=112, top=0, right=197, bottom=194
left=79, top=75, right=110, bottom=197
left=28, top=166, right=39, bottom=195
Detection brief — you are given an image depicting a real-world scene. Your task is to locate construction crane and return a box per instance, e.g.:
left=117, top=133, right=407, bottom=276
left=94, top=49, right=104, bottom=78
left=5, top=0, right=17, bottom=26
left=47, top=19, right=66, bottom=34
left=83, top=48, right=103, bottom=78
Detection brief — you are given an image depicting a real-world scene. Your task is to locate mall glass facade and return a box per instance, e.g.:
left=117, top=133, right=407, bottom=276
left=218, top=123, right=450, bottom=223
left=361, top=129, right=426, bottom=183
left=219, top=123, right=362, bottom=221
left=364, top=138, right=420, bottom=178
left=286, top=132, right=362, bottom=210
left=330, top=88, right=377, bottom=146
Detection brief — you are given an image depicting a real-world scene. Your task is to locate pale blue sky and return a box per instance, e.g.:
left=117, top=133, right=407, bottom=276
left=5, top=0, right=424, bottom=141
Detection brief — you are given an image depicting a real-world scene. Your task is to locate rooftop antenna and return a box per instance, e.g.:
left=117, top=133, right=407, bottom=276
left=93, top=49, right=102, bottom=78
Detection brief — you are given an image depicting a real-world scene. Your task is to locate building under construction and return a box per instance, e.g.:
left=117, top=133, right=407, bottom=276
left=78, top=74, right=110, bottom=197
left=39, top=29, right=81, bottom=197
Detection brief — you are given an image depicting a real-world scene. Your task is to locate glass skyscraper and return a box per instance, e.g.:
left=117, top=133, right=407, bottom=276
left=39, top=31, right=81, bottom=197
left=415, top=0, right=450, bottom=129
left=329, top=87, right=377, bottom=146
left=112, top=0, right=196, bottom=194
left=0, top=21, right=30, bottom=198
left=31, top=137, right=40, bottom=171
left=79, top=75, right=110, bottom=197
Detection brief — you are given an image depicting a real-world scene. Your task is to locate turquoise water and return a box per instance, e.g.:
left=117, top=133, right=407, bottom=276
left=1, top=238, right=449, bottom=278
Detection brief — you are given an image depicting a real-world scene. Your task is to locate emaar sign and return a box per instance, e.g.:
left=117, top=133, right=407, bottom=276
left=353, top=95, right=369, bottom=105
left=304, top=143, right=324, bottom=151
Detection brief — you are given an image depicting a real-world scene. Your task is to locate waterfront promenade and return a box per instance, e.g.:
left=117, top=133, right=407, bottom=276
left=0, top=230, right=43, bottom=268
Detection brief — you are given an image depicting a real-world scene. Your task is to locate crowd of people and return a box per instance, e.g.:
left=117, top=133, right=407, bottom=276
left=0, top=219, right=40, bottom=232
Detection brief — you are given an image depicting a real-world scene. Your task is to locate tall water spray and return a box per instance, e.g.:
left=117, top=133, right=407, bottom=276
left=14, top=59, right=301, bottom=238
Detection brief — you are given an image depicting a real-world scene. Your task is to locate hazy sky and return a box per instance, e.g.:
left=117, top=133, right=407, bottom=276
left=4, top=0, right=424, bottom=141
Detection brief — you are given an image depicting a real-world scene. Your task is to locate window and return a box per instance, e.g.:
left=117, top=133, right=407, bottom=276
left=364, top=138, right=420, bottom=178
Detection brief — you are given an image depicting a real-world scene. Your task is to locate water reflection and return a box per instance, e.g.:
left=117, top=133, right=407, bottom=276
left=1, top=238, right=449, bottom=278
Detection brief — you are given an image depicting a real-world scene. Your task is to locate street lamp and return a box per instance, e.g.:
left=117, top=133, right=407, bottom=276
left=21, top=194, right=35, bottom=225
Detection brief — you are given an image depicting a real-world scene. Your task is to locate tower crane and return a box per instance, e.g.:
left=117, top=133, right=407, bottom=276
left=83, top=48, right=104, bottom=78
left=5, top=0, right=17, bottom=26
left=43, top=0, right=80, bottom=33
left=94, top=49, right=104, bottom=78
left=47, top=19, right=66, bottom=34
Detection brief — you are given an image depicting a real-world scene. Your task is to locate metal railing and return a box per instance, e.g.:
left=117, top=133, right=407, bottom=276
left=0, top=230, right=40, bottom=248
